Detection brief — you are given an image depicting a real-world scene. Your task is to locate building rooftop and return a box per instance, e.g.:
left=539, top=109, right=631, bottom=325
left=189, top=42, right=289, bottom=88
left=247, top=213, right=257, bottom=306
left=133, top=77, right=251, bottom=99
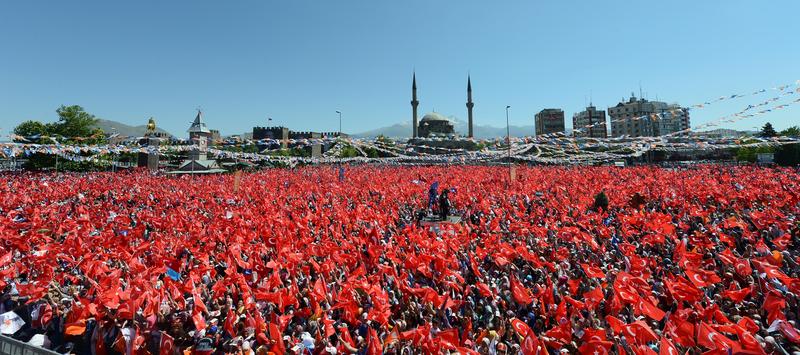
left=420, top=112, right=450, bottom=122
left=188, top=111, right=211, bottom=134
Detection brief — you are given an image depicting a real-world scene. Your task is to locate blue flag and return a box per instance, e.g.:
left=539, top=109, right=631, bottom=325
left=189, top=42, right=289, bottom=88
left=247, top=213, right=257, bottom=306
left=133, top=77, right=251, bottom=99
left=166, top=268, right=181, bottom=281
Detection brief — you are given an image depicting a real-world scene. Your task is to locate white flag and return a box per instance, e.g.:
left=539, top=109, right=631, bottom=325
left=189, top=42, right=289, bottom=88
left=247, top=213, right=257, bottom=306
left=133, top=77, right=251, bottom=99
left=0, top=311, right=25, bottom=334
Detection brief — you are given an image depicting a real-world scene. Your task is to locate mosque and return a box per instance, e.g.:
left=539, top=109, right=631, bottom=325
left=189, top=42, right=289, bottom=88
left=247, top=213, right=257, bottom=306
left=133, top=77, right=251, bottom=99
left=418, top=112, right=454, bottom=138
left=411, top=73, right=475, bottom=139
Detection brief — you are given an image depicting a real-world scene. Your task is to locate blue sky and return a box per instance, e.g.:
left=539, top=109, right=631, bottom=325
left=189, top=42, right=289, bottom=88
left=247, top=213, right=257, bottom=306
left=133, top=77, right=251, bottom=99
left=1, top=0, right=799, bottom=137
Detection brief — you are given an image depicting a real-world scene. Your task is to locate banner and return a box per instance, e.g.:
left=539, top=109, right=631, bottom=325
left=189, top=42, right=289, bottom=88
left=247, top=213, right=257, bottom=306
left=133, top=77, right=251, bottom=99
left=0, top=311, right=25, bottom=335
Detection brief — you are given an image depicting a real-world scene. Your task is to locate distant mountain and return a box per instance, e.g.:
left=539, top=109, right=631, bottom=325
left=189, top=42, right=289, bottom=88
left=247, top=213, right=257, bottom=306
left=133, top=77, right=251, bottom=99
left=93, top=119, right=174, bottom=138
left=353, top=116, right=537, bottom=139
left=353, top=122, right=414, bottom=138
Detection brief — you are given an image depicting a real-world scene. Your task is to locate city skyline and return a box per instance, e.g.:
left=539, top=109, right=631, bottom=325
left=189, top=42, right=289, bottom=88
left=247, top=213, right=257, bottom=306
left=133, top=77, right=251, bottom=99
left=2, top=0, right=799, bottom=137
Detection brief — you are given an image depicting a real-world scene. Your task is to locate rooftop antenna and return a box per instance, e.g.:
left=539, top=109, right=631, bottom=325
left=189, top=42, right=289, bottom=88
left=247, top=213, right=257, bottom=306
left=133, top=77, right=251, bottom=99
left=639, top=81, right=643, bottom=99
left=590, top=89, right=593, bottom=107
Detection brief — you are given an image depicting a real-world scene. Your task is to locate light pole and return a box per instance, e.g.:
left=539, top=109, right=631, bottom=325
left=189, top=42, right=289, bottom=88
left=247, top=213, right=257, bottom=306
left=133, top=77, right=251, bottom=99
left=111, top=127, right=118, bottom=173
left=336, top=110, right=342, bottom=137
left=506, top=105, right=511, bottom=182
left=335, top=110, right=343, bottom=181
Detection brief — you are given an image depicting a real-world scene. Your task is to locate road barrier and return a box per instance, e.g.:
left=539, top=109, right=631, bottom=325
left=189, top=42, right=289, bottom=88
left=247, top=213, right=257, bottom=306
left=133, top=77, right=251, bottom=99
left=0, top=335, right=60, bottom=355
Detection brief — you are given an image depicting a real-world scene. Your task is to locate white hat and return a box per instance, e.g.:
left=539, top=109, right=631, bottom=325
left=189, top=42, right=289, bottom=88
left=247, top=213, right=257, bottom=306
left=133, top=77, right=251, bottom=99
left=28, top=334, right=51, bottom=349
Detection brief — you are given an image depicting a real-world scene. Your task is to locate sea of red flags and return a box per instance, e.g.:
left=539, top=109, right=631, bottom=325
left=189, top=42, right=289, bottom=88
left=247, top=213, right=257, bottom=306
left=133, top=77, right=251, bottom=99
left=0, top=165, right=799, bottom=354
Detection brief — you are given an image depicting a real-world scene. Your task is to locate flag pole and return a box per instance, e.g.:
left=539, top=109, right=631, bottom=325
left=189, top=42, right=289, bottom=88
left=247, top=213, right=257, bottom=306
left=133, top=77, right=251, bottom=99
left=506, top=105, right=511, bottom=184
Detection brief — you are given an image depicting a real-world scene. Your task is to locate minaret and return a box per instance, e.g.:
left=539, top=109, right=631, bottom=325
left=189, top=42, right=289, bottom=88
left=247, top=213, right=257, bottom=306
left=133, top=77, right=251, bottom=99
left=411, top=72, right=419, bottom=138
left=466, top=75, right=474, bottom=138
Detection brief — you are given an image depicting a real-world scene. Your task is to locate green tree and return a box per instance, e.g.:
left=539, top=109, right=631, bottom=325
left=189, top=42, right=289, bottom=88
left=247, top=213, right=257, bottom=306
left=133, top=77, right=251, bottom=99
left=340, top=146, right=358, bottom=158
left=53, top=105, right=100, bottom=139
left=13, top=120, right=49, bottom=138
left=12, top=105, right=108, bottom=171
left=759, top=122, right=777, bottom=137
left=775, top=143, right=800, bottom=166
left=376, top=135, right=394, bottom=145
left=736, top=145, right=776, bottom=163
left=780, top=126, right=800, bottom=137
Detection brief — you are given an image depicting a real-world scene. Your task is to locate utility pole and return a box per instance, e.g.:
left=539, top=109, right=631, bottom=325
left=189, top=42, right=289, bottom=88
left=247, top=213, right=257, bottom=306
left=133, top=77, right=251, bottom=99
left=336, top=110, right=342, bottom=137
left=506, top=105, right=512, bottom=183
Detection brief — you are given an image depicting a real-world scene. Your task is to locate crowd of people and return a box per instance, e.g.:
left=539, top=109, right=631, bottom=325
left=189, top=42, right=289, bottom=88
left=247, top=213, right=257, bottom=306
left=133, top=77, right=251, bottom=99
left=1, top=165, right=799, bottom=354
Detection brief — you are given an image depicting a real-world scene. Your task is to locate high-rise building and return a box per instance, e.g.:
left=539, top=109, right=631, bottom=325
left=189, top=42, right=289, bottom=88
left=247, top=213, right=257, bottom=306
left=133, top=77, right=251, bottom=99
left=608, top=94, right=690, bottom=137
left=572, top=105, right=607, bottom=138
left=535, top=109, right=565, bottom=136
left=657, top=104, right=690, bottom=136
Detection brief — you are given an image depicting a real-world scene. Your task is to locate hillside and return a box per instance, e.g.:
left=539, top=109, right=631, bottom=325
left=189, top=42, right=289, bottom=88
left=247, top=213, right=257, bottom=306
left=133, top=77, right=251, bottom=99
left=93, top=119, right=174, bottom=138
left=353, top=117, right=539, bottom=139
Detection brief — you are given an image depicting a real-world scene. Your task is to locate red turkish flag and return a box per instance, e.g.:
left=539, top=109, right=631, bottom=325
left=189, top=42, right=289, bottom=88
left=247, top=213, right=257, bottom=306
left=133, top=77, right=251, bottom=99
left=605, top=315, right=626, bottom=335
left=737, top=317, right=759, bottom=334
left=778, top=320, right=800, bottom=345
left=578, top=340, right=613, bottom=355
left=521, top=331, right=544, bottom=355
left=475, top=282, right=493, bottom=297
left=581, top=263, right=606, bottom=279
left=456, top=347, right=480, bottom=355
left=510, top=318, right=531, bottom=337
left=313, top=277, right=328, bottom=302
left=763, top=290, right=787, bottom=324
left=733, top=326, right=766, bottom=354
left=622, top=320, right=658, bottom=346
left=685, top=268, right=721, bottom=288
left=254, top=310, right=267, bottom=334
left=733, top=257, right=752, bottom=277
left=752, top=259, right=791, bottom=284
left=613, top=282, right=640, bottom=305
left=583, top=287, right=604, bottom=309
left=192, top=286, right=208, bottom=315
left=470, top=258, right=483, bottom=278
left=437, top=328, right=460, bottom=349
left=366, top=327, right=382, bottom=355
left=636, top=299, right=665, bottom=321
left=664, top=317, right=695, bottom=348
left=322, top=315, right=336, bottom=338
left=658, top=337, right=679, bottom=355
left=268, top=322, right=286, bottom=354
left=510, top=275, right=534, bottom=305
left=159, top=331, right=174, bottom=355
left=223, top=312, right=236, bottom=337
left=633, top=344, right=658, bottom=355
left=721, top=284, right=751, bottom=303
left=664, top=276, right=703, bottom=304
left=192, top=310, right=206, bottom=332
left=696, top=322, right=739, bottom=352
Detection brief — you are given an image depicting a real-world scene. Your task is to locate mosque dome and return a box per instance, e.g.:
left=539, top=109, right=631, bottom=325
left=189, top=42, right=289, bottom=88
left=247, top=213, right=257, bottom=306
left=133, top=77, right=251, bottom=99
left=418, top=112, right=455, bottom=138
left=420, top=112, right=449, bottom=122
